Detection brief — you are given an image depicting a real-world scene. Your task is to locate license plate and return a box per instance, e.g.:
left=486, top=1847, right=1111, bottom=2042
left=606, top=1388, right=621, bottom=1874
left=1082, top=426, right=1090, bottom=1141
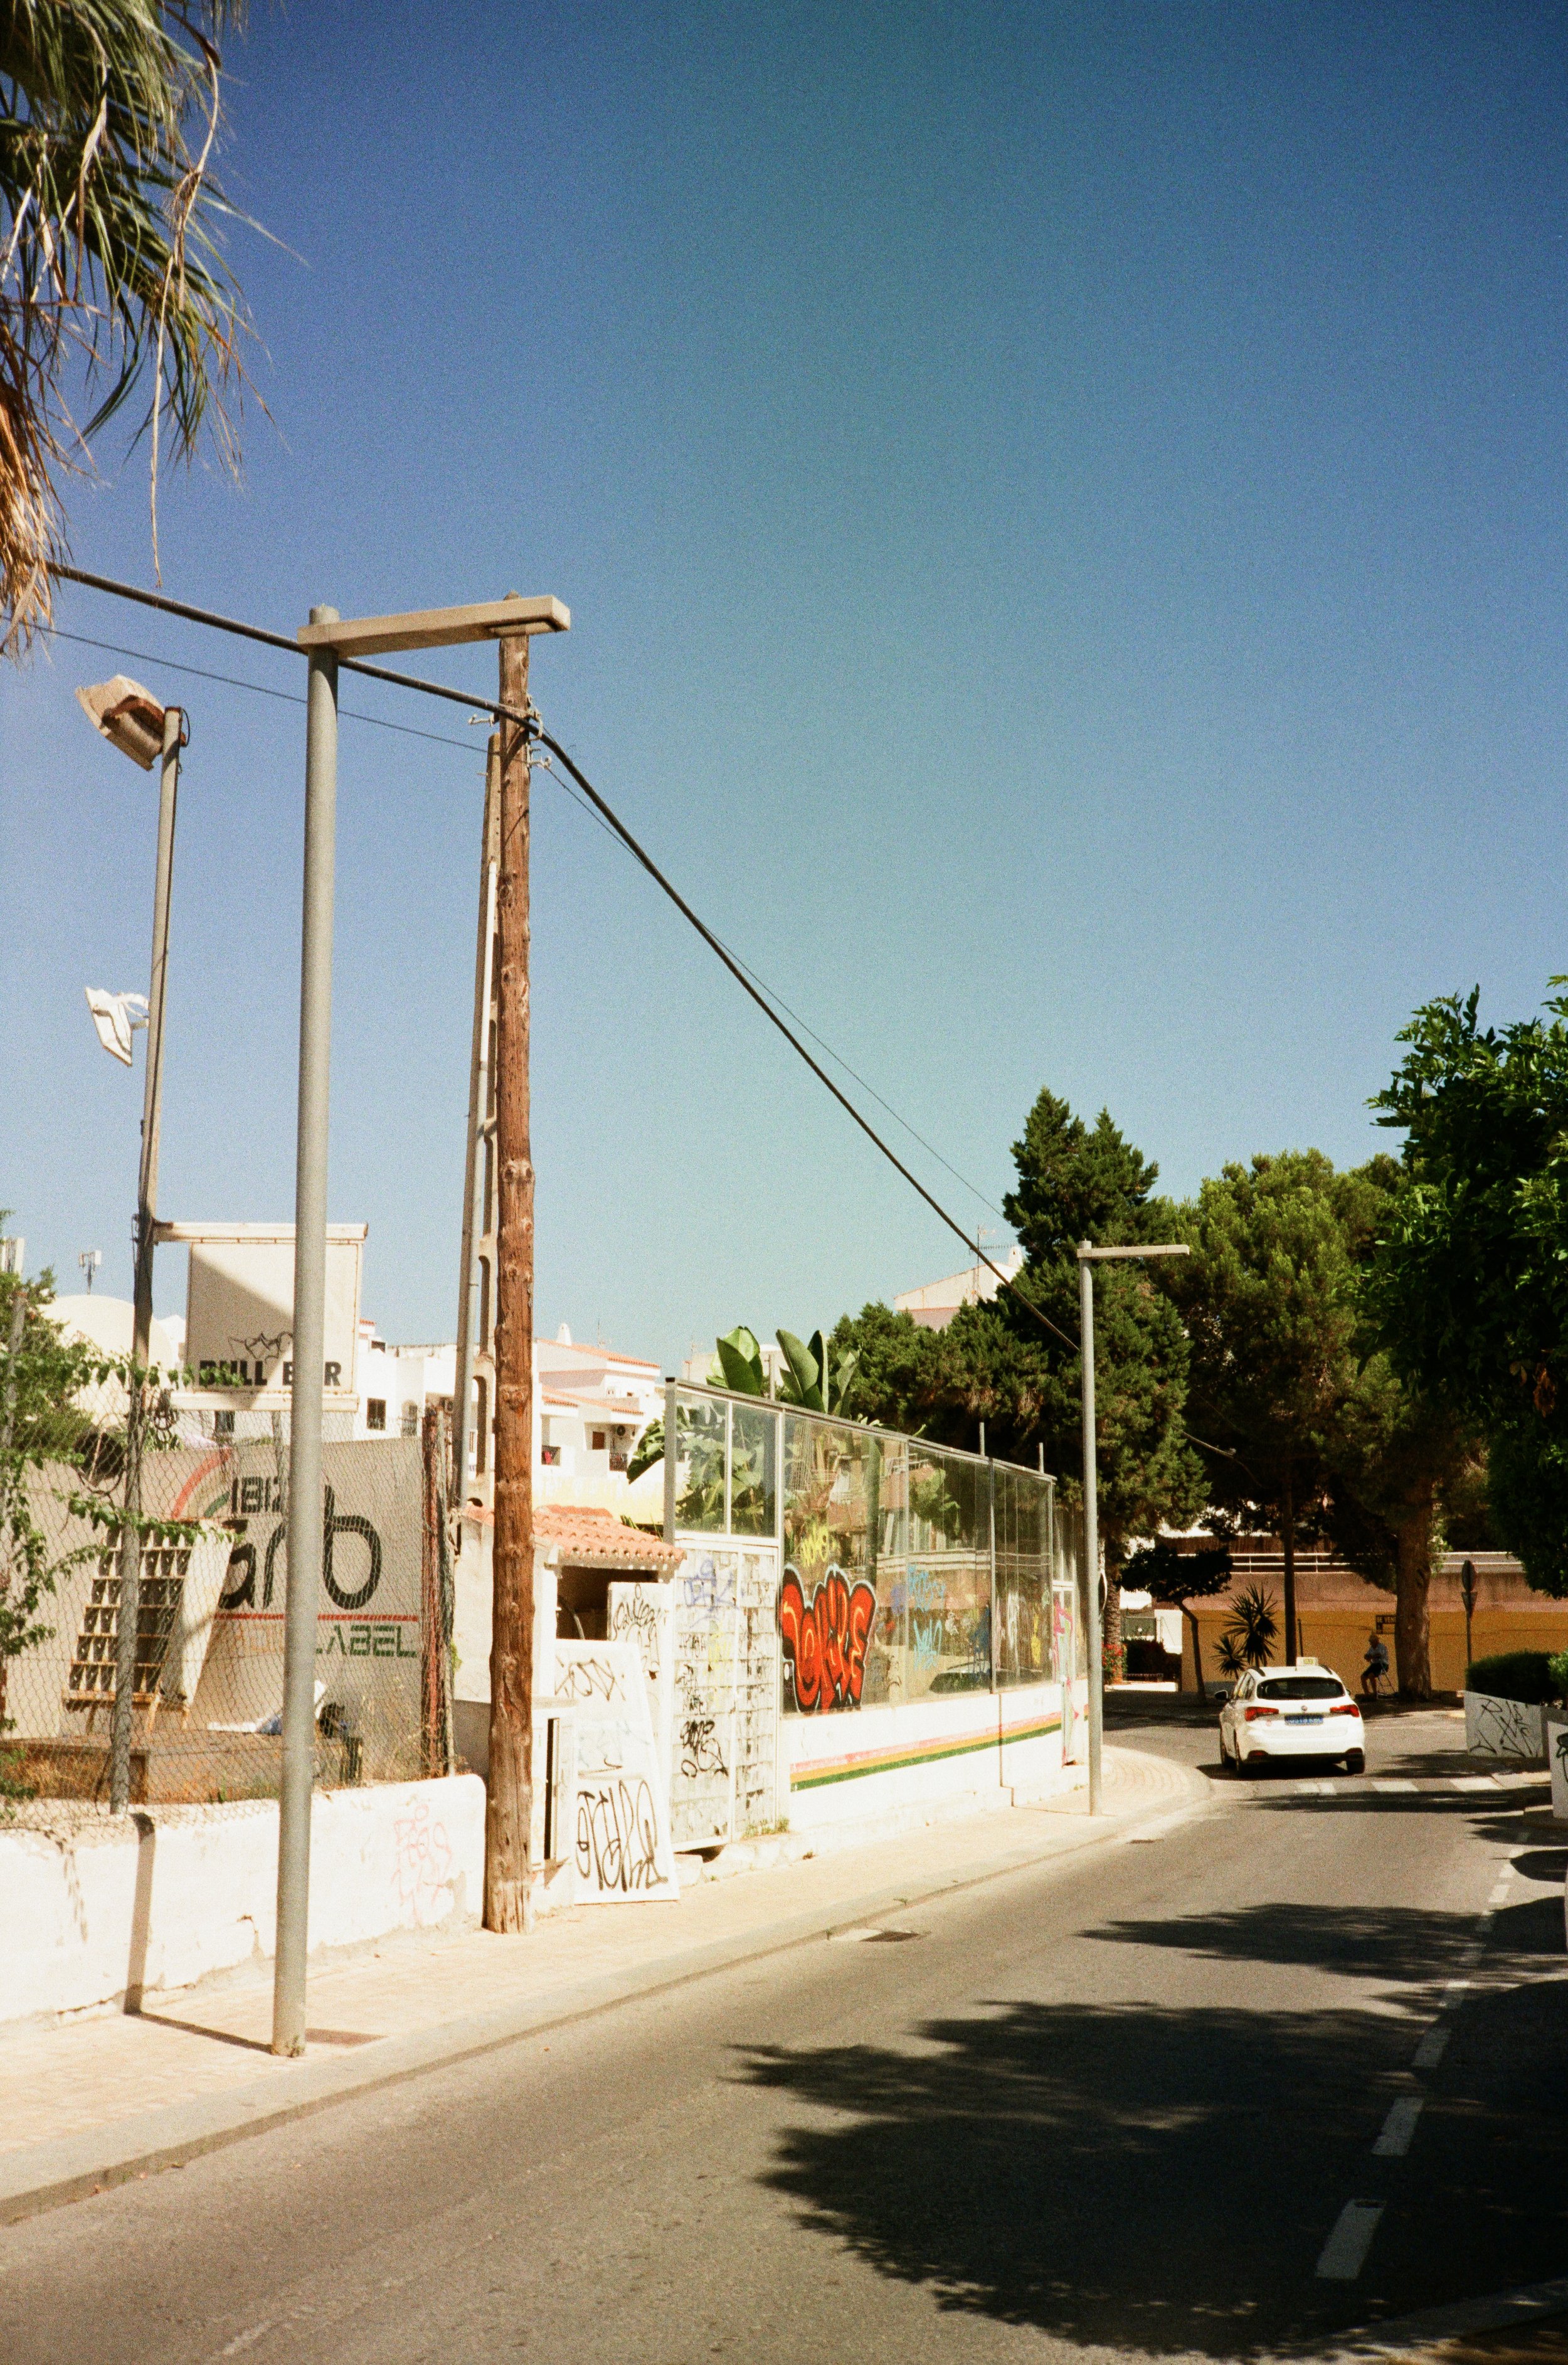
left=1293, top=1714, right=1325, bottom=1725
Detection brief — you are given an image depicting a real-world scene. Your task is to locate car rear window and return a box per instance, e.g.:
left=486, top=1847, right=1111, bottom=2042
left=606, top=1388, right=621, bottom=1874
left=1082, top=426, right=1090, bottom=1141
left=1258, top=1676, right=1344, bottom=1700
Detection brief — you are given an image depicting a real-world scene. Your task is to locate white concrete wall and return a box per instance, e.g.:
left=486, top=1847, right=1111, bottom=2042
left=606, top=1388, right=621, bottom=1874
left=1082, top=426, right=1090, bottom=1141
left=0, top=1775, right=484, bottom=2029
left=782, top=1677, right=1085, bottom=1832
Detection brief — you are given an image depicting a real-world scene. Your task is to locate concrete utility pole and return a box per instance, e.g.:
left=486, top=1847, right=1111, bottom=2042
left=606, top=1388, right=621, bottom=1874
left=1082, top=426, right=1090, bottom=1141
left=273, top=610, right=339, bottom=2056
left=487, top=618, right=535, bottom=1932
left=112, top=703, right=183, bottom=1815
left=1077, top=1240, right=1190, bottom=1815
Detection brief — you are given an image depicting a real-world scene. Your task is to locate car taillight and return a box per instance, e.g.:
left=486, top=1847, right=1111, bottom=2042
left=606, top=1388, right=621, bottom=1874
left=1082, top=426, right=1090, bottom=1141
left=1330, top=1701, right=1361, bottom=1717
left=1244, top=1703, right=1280, bottom=1720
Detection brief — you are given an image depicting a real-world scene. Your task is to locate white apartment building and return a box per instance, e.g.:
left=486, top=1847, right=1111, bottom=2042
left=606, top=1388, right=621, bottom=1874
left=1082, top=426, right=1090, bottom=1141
left=893, top=1243, right=1024, bottom=1330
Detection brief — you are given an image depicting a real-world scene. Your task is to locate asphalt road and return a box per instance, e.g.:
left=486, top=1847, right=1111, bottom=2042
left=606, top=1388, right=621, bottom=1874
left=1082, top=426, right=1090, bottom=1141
left=3, top=1708, right=1564, bottom=2365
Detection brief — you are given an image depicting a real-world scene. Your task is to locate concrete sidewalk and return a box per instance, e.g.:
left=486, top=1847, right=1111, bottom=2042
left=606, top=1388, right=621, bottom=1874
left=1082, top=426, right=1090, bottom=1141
left=0, top=1745, right=1201, bottom=2223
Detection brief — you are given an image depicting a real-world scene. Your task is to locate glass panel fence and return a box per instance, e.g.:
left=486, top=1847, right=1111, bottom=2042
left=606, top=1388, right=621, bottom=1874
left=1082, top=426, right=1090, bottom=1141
left=993, top=1462, right=1052, bottom=1689
left=672, top=1390, right=726, bottom=1531
left=729, top=1400, right=778, bottom=1537
left=669, top=1389, right=1076, bottom=1710
left=780, top=1413, right=886, bottom=1712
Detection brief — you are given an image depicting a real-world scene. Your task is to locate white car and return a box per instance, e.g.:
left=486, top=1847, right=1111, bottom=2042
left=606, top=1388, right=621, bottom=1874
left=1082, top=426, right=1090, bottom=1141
left=1219, top=1663, right=1365, bottom=1775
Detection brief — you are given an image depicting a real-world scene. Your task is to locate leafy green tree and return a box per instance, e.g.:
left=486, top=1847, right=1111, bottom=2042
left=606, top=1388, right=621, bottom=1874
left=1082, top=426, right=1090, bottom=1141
left=0, top=1252, right=100, bottom=1794
left=1318, top=1357, right=1480, bottom=1699
left=3, top=1, right=259, bottom=650
left=1366, top=985, right=1568, bottom=1596
left=1163, top=1152, right=1386, bottom=1673
left=1165, top=1149, right=1475, bottom=1698
left=839, top=1088, right=1204, bottom=1666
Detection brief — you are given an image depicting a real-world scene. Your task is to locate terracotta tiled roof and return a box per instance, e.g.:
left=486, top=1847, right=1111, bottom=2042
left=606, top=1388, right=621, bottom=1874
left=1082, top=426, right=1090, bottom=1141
left=532, top=1504, right=681, bottom=1572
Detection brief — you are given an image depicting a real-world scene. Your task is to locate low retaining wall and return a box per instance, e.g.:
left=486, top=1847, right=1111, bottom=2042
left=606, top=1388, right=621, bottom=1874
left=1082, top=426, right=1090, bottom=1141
left=782, top=1678, right=1086, bottom=1832
left=1464, top=1691, right=1547, bottom=1761
left=0, top=1775, right=485, bottom=2030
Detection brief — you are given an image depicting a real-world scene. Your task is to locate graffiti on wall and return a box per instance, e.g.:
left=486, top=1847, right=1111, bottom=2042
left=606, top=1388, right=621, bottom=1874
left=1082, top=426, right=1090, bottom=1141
left=668, top=1549, right=778, bottom=1847
left=780, top=1563, right=876, bottom=1713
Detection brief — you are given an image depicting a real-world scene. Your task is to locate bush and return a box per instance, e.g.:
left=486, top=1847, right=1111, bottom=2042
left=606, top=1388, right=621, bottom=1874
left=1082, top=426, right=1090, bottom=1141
left=1465, top=1650, right=1567, bottom=1704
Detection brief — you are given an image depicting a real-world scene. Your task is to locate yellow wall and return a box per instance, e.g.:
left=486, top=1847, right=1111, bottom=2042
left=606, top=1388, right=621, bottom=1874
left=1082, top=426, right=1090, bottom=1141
left=1180, top=1604, right=1568, bottom=1695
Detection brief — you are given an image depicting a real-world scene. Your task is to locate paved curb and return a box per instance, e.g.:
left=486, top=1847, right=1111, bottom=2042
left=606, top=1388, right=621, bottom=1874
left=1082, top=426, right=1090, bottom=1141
left=1281, top=2272, right=1568, bottom=2361
left=0, top=1763, right=1209, bottom=2227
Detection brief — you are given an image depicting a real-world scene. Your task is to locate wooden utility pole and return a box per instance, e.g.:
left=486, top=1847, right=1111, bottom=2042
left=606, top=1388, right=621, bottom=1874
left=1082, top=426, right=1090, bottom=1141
left=485, top=617, right=535, bottom=1932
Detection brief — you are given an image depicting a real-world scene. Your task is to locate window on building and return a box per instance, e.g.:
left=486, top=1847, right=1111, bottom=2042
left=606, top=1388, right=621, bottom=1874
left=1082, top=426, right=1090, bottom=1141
left=592, top=1430, right=607, bottom=1452
left=541, top=1444, right=561, bottom=1466
left=213, top=1409, right=234, bottom=1438
left=366, top=1399, right=386, bottom=1432
left=401, top=1402, right=420, bottom=1438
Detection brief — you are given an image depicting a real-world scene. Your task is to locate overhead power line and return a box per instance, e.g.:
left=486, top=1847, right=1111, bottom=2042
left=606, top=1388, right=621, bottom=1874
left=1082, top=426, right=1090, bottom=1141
left=46, top=563, right=1073, bottom=1354
left=529, top=728, right=1076, bottom=1355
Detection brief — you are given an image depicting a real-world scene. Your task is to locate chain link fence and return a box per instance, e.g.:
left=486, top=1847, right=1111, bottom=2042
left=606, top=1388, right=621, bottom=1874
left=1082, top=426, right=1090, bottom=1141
left=2, top=1306, right=453, bottom=1807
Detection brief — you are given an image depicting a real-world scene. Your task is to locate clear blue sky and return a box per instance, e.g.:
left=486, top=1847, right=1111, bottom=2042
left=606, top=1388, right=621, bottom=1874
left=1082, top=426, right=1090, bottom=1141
left=5, top=1, right=1567, bottom=1368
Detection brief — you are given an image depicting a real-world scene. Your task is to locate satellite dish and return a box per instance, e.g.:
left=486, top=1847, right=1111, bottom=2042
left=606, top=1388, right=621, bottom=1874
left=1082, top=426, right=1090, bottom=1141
left=84, top=987, right=148, bottom=1066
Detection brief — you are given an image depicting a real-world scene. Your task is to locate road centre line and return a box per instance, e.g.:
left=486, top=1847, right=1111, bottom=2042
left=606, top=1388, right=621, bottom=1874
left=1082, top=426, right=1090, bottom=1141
left=1411, top=2025, right=1450, bottom=2070
left=1375, top=1778, right=1418, bottom=1793
left=1372, top=2095, right=1425, bottom=2158
left=1317, top=2201, right=1386, bottom=2280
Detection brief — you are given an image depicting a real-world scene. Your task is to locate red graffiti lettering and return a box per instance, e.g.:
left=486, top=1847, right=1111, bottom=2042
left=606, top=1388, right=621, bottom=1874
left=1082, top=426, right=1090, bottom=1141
left=780, top=1565, right=876, bottom=1713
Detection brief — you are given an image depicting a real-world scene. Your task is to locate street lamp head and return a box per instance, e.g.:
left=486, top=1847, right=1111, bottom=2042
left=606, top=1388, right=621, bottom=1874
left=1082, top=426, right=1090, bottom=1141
left=75, top=676, right=171, bottom=772
left=295, top=594, right=570, bottom=659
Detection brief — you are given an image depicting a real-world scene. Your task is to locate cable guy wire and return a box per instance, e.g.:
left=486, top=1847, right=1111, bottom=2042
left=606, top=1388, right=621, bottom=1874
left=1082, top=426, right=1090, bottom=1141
left=46, top=563, right=1074, bottom=1356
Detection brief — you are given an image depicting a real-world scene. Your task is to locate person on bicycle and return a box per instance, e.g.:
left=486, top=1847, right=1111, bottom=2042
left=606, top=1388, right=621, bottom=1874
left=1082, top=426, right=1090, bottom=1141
left=1363, top=1630, right=1390, bottom=1699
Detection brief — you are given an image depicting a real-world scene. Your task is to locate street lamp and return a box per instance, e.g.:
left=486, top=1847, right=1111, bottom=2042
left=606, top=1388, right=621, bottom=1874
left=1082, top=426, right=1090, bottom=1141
left=1078, top=1238, right=1190, bottom=1815
left=76, top=675, right=184, bottom=1816
left=270, top=591, right=567, bottom=2061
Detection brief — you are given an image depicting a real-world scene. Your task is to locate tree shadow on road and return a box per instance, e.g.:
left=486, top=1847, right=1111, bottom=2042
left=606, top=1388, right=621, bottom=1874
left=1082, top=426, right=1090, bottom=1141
left=736, top=1975, right=1568, bottom=2357
left=1079, top=1900, right=1561, bottom=1984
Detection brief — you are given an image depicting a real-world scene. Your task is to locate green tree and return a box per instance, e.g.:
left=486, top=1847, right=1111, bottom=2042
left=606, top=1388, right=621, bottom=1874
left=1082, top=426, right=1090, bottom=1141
left=1165, top=1152, right=1385, bottom=1672
left=1367, top=984, right=1568, bottom=1596
left=3, top=0, right=259, bottom=651
left=839, top=1088, right=1204, bottom=1667
left=1167, top=1149, right=1475, bottom=1698
left=0, top=1251, right=99, bottom=1792
left=1318, top=1354, right=1480, bottom=1699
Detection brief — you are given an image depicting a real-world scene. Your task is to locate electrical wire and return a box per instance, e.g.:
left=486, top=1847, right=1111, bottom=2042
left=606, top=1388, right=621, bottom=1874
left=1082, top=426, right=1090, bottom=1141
left=530, top=727, right=1078, bottom=1357
left=46, top=561, right=1074, bottom=1353
left=39, top=624, right=486, bottom=755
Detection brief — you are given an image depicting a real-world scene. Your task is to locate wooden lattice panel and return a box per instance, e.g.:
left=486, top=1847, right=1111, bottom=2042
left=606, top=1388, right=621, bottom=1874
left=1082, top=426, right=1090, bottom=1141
left=65, top=1547, right=192, bottom=1709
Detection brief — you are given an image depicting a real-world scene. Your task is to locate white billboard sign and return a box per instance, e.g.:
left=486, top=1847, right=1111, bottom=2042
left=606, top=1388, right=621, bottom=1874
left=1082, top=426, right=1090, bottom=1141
left=158, top=1221, right=367, bottom=1407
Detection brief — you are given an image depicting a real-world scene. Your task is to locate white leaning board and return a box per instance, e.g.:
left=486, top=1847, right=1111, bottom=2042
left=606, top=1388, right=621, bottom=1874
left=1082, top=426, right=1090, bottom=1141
left=553, top=1641, right=678, bottom=1903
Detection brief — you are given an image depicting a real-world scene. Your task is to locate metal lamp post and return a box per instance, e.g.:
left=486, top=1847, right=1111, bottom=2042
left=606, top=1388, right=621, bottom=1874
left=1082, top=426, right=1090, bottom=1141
left=268, top=595, right=567, bottom=2059
left=77, top=679, right=185, bottom=1816
left=1460, top=1558, right=1477, bottom=1684
left=1077, top=1239, right=1190, bottom=1815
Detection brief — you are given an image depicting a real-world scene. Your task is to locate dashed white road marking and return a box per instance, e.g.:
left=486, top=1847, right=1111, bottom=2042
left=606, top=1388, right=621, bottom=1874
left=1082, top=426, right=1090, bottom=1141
left=218, top=2327, right=277, bottom=2358
left=1412, top=2025, right=1450, bottom=2070
left=1372, top=2094, right=1426, bottom=2157
left=1375, top=1778, right=1417, bottom=1794
left=1450, top=1775, right=1494, bottom=1792
left=1317, top=2201, right=1385, bottom=2280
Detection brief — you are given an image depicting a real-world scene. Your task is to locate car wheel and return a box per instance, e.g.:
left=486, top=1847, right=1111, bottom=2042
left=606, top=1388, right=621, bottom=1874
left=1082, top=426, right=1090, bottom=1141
left=1344, top=1749, right=1365, bottom=1775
